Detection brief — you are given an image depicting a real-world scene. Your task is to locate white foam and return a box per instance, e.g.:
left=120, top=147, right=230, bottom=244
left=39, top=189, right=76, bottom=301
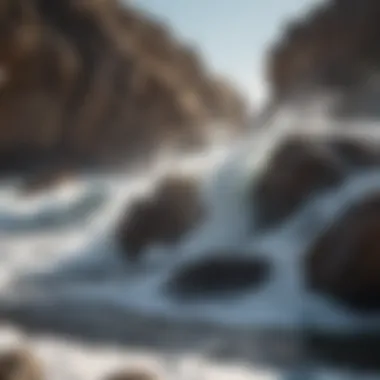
left=1, top=102, right=380, bottom=378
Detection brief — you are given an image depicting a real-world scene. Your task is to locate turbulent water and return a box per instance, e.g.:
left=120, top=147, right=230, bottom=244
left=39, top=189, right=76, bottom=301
left=0, top=103, right=380, bottom=379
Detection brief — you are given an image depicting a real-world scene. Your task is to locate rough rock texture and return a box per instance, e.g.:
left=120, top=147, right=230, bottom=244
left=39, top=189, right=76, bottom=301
left=0, top=0, right=248, bottom=175
left=267, top=0, right=380, bottom=99
left=305, top=192, right=380, bottom=312
left=116, top=175, right=204, bottom=260
left=165, top=253, right=271, bottom=300
left=250, top=136, right=345, bottom=230
left=0, top=348, right=43, bottom=380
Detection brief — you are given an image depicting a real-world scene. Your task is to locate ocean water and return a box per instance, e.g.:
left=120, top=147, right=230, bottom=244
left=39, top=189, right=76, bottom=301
left=0, top=103, right=379, bottom=379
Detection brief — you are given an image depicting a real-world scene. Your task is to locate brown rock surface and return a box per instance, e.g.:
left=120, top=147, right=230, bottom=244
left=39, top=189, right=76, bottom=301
left=105, top=368, right=159, bottom=380
left=0, top=348, right=43, bottom=380
left=116, top=175, right=204, bottom=260
left=250, top=136, right=345, bottom=230
left=0, top=0, right=248, bottom=175
left=267, top=0, right=380, bottom=99
left=305, top=192, right=380, bottom=312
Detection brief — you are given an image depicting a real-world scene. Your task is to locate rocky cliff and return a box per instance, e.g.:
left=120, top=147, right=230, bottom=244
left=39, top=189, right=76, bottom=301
left=267, top=0, right=380, bottom=100
left=0, top=0, right=248, bottom=175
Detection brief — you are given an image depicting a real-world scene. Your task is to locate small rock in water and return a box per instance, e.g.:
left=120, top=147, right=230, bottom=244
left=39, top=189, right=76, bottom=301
left=18, top=167, right=74, bottom=197
left=116, top=174, right=204, bottom=261
left=105, top=367, right=160, bottom=380
left=250, top=135, right=345, bottom=231
left=0, top=348, right=43, bottom=380
left=165, top=253, right=271, bottom=300
left=305, top=191, right=380, bottom=312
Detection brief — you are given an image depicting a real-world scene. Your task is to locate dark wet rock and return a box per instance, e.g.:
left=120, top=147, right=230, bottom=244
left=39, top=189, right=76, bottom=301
left=0, top=349, right=43, bottom=380
left=116, top=198, right=160, bottom=259
left=105, top=368, right=159, bottom=380
left=327, top=137, right=380, bottom=169
left=305, top=332, right=380, bottom=371
left=305, top=192, right=380, bottom=312
left=116, top=175, right=204, bottom=260
left=165, top=254, right=271, bottom=300
left=250, top=136, right=345, bottom=230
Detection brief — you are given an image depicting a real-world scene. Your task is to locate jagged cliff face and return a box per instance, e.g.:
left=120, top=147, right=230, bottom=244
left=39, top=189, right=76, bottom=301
left=267, top=0, right=380, bottom=100
left=0, top=0, right=248, bottom=174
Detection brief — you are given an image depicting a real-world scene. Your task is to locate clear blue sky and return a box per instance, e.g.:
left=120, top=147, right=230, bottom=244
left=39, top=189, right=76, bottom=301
left=133, top=0, right=323, bottom=107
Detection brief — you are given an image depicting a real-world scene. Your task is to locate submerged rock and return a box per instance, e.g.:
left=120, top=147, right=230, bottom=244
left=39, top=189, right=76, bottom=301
left=165, top=253, right=271, bottom=300
left=250, top=136, right=345, bottom=230
left=105, top=368, right=160, bottom=380
left=116, top=175, right=204, bottom=260
left=305, top=331, right=380, bottom=371
left=305, top=192, right=380, bottom=312
left=0, top=348, right=43, bottom=380
left=18, top=167, right=74, bottom=196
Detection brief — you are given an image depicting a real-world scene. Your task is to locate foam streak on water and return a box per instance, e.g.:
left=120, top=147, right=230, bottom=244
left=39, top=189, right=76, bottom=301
left=1, top=104, right=380, bottom=378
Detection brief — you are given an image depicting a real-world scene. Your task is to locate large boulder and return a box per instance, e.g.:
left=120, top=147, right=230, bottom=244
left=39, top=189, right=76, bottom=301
left=116, top=175, right=204, bottom=260
left=165, top=253, right=271, bottom=300
left=0, top=348, right=43, bottom=380
left=326, top=137, right=380, bottom=169
left=0, top=0, right=248, bottom=176
left=305, top=192, right=380, bottom=312
left=250, top=136, right=345, bottom=230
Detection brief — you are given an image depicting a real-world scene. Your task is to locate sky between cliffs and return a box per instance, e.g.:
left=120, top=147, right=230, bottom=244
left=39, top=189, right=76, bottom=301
left=133, top=0, right=325, bottom=109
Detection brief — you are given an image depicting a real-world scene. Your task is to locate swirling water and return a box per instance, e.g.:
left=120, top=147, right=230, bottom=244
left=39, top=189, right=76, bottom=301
left=0, top=104, right=379, bottom=379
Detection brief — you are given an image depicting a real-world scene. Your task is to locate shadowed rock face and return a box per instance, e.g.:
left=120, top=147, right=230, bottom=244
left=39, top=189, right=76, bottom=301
left=164, top=253, right=271, bottom=300
left=249, top=134, right=380, bottom=232
left=0, top=0, right=248, bottom=176
left=250, top=136, right=345, bottom=231
left=305, top=192, right=380, bottom=312
left=305, top=331, right=380, bottom=371
left=326, top=137, right=380, bottom=169
left=116, top=175, right=204, bottom=261
left=267, top=0, right=380, bottom=99
left=0, top=348, right=43, bottom=380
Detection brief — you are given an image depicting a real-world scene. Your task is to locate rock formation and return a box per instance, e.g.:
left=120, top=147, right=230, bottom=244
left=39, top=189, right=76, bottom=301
left=267, top=0, right=380, bottom=100
left=0, top=0, right=248, bottom=175
left=116, top=174, right=204, bottom=260
left=0, top=348, right=43, bottom=380
left=105, top=368, right=160, bottom=380
left=165, top=253, right=271, bottom=300
left=18, top=167, right=74, bottom=196
left=326, top=137, right=380, bottom=169
left=249, top=135, right=345, bottom=230
left=249, top=133, right=380, bottom=231
left=305, top=192, right=380, bottom=312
